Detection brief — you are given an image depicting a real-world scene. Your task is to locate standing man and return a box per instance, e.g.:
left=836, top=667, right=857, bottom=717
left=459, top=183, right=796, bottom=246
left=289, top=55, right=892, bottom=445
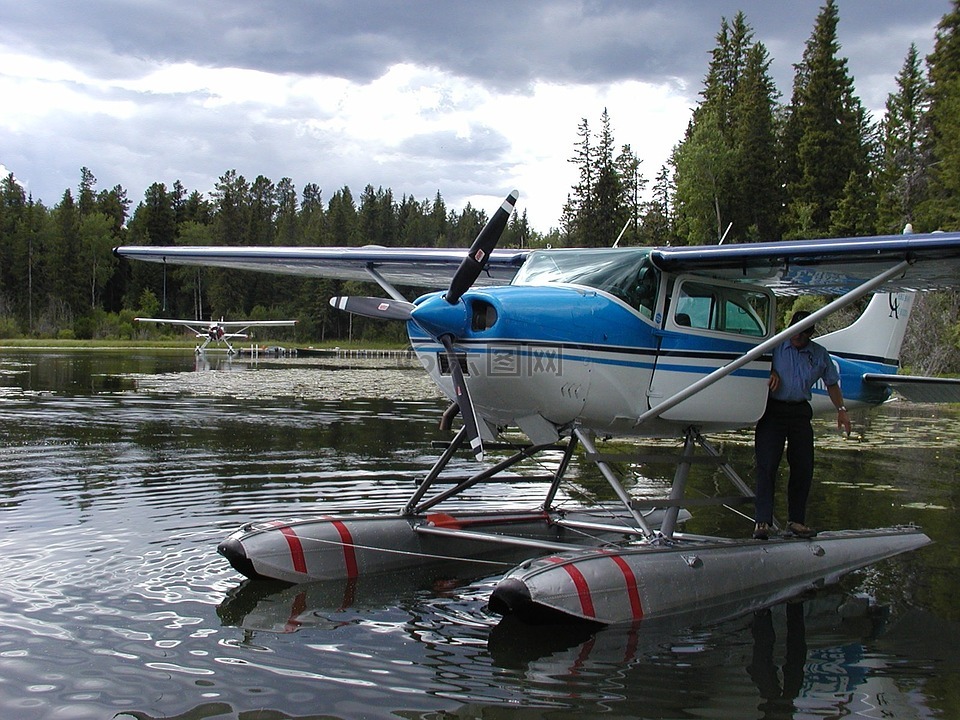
left=753, top=311, right=852, bottom=540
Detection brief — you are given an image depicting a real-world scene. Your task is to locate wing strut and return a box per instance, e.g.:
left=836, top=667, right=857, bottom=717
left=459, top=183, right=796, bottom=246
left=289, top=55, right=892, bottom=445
left=634, top=259, right=912, bottom=427
left=365, top=264, right=407, bottom=302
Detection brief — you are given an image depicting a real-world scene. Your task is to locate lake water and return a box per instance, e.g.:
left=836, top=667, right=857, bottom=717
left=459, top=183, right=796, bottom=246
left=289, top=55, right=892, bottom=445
left=0, top=348, right=958, bottom=719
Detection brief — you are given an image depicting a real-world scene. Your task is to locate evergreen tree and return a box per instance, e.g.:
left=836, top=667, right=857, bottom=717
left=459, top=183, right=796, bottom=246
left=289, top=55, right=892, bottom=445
left=563, top=109, right=634, bottom=246
left=876, top=44, right=929, bottom=233
left=829, top=171, right=875, bottom=236
left=300, top=183, right=325, bottom=245
left=49, top=190, right=83, bottom=325
left=276, top=177, right=299, bottom=246
left=562, top=117, right=593, bottom=244
left=249, top=175, right=278, bottom=246
left=358, top=185, right=398, bottom=247
left=430, top=191, right=447, bottom=247
left=0, top=173, right=27, bottom=304
left=672, top=13, right=778, bottom=244
left=731, top=40, right=781, bottom=240
left=921, top=0, right=960, bottom=229
left=503, top=207, right=531, bottom=248
left=616, top=144, right=645, bottom=244
left=781, top=0, right=872, bottom=237
left=639, top=164, right=675, bottom=245
left=326, top=186, right=359, bottom=246
left=77, top=167, right=97, bottom=217
left=212, top=170, right=251, bottom=246
left=208, top=171, right=253, bottom=314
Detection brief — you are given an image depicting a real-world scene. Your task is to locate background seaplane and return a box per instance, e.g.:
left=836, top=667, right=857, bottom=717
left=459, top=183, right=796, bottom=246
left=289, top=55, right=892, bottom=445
left=135, top=316, right=297, bottom=354
left=115, top=190, right=960, bottom=626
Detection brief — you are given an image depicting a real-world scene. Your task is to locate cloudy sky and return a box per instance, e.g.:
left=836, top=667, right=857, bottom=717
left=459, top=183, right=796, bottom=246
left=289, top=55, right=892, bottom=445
left=0, top=1, right=951, bottom=234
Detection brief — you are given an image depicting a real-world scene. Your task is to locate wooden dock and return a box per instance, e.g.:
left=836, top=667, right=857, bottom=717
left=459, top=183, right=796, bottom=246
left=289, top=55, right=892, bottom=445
left=296, top=347, right=415, bottom=360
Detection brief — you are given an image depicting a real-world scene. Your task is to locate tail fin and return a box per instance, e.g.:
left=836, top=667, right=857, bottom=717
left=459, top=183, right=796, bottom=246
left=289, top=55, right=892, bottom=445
left=817, top=292, right=914, bottom=368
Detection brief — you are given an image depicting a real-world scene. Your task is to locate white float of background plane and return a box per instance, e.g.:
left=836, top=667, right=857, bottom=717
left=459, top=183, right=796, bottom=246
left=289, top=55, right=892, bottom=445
left=115, top=191, right=960, bottom=626
left=134, top=317, right=297, bottom=354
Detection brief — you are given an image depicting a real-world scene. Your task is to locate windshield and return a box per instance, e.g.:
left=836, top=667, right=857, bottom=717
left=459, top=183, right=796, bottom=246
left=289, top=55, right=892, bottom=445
left=513, top=248, right=660, bottom=316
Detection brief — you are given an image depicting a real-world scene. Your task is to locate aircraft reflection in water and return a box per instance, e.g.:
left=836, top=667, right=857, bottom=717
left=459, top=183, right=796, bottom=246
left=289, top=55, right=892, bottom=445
left=116, top=190, right=960, bottom=626
left=217, top=575, right=951, bottom=719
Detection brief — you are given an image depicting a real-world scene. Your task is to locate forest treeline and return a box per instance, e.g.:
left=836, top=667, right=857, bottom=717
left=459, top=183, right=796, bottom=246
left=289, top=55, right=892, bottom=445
left=2, top=0, right=960, bottom=370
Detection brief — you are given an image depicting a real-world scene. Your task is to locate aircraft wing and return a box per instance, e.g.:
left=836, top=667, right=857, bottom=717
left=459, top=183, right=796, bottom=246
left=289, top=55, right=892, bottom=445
left=114, top=246, right=531, bottom=289
left=650, top=231, right=960, bottom=295
left=135, top=317, right=205, bottom=330
left=863, top=373, right=960, bottom=403
left=116, top=231, right=960, bottom=295
left=215, top=320, right=297, bottom=328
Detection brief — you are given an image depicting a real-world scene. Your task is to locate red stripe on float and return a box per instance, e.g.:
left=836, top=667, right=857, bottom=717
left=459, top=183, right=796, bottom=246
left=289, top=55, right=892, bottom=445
left=277, top=525, right=307, bottom=574
left=609, top=554, right=643, bottom=621
left=329, top=519, right=359, bottom=580
left=284, top=591, right=307, bottom=632
left=549, top=557, right=595, bottom=619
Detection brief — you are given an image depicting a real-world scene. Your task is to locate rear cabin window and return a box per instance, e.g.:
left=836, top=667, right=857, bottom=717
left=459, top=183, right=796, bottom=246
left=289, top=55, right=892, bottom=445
left=673, top=281, right=768, bottom=337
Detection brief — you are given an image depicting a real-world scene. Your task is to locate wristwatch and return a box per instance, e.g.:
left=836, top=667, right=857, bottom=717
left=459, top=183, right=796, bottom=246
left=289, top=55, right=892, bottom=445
left=837, top=406, right=847, bottom=412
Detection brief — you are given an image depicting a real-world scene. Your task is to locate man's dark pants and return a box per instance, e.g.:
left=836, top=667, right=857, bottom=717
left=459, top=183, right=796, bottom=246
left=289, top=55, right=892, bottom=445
left=754, top=398, right=814, bottom=525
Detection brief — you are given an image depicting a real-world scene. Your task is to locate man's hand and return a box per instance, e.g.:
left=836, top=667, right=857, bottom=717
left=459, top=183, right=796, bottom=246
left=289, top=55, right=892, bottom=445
left=768, top=370, right=781, bottom=392
left=837, top=408, right=852, bottom=436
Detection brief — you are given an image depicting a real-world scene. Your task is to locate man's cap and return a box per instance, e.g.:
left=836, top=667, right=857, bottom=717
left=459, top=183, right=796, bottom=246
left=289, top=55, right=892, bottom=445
left=789, top=310, right=815, bottom=334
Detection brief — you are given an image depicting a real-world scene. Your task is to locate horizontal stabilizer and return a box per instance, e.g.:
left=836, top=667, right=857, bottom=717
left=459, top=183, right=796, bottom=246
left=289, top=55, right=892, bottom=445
left=863, top=373, right=960, bottom=403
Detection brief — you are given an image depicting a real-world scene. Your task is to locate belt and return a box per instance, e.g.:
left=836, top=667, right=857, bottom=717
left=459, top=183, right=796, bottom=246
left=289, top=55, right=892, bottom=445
left=768, top=398, right=809, bottom=406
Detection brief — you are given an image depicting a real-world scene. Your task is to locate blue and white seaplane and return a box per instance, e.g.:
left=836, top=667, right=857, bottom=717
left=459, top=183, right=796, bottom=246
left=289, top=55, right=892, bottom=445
left=115, top=191, right=960, bottom=626
left=135, top=316, right=297, bottom=354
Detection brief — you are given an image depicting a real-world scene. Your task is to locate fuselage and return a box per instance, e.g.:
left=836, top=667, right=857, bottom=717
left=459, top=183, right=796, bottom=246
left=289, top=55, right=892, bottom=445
left=407, top=247, right=902, bottom=442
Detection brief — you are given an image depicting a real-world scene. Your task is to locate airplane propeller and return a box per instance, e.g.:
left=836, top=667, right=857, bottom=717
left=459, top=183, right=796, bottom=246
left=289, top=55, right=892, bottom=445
left=328, top=190, right=519, bottom=462
left=329, top=296, right=414, bottom=321
left=439, top=334, right=484, bottom=460
left=446, top=190, right=519, bottom=305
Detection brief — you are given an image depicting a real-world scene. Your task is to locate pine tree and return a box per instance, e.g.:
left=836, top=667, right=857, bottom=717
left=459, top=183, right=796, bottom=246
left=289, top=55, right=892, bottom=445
left=563, top=109, right=634, bottom=246
left=616, top=144, right=645, bottom=244
left=672, top=12, right=779, bottom=244
left=781, top=0, right=872, bottom=237
left=921, top=0, right=960, bottom=229
left=876, top=44, right=929, bottom=233
left=731, top=41, right=781, bottom=240
left=78, top=167, right=97, bottom=217
left=589, top=109, right=628, bottom=245
left=639, top=164, right=675, bottom=245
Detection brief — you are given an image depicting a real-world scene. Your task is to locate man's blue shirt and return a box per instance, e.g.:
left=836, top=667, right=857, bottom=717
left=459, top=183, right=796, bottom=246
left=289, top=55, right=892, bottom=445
left=769, top=338, right=839, bottom=402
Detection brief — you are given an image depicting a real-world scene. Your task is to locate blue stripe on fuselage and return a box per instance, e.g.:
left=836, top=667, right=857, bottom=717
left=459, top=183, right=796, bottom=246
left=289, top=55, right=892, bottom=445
left=410, top=338, right=770, bottom=378
left=408, top=284, right=771, bottom=379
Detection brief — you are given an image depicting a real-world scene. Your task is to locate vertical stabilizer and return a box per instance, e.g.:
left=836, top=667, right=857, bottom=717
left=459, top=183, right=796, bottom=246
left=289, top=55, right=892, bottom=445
left=817, top=292, right=914, bottom=366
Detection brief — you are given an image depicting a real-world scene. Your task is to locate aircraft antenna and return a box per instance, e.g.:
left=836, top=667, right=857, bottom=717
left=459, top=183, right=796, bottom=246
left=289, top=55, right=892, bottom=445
left=718, top=222, right=733, bottom=245
left=613, top=219, right=631, bottom=247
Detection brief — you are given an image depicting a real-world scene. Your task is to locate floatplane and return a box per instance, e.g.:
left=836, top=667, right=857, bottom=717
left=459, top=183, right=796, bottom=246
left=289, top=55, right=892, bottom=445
left=135, top=316, right=297, bottom=354
left=115, top=190, right=960, bottom=626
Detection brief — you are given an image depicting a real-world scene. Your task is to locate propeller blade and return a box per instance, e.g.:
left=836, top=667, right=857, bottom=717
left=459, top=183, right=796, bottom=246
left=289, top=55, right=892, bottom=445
left=446, top=190, right=519, bottom=305
left=329, top=296, right=415, bottom=321
left=440, top=334, right=483, bottom=461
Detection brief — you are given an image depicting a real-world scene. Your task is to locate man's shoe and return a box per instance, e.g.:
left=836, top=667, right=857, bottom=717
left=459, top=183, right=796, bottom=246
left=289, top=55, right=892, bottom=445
left=753, top=522, right=770, bottom=540
left=787, top=521, right=816, bottom=538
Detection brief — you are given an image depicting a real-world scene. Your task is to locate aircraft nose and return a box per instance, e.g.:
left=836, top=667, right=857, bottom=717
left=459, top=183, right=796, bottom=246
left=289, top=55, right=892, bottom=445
left=410, top=294, right=470, bottom=339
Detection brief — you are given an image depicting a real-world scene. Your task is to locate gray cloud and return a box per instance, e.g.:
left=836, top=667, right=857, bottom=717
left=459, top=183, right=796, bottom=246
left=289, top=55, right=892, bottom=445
left=2, top=1, right=946, bottom=91
left=0, top=0, right=951, bottom=229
